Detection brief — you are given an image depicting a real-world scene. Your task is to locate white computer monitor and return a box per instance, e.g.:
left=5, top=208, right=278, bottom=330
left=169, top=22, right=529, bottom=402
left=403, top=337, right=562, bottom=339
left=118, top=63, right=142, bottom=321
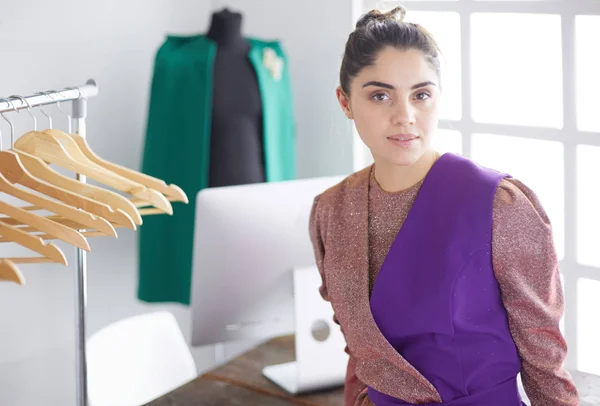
left=189, top=175, right=345, bottom=347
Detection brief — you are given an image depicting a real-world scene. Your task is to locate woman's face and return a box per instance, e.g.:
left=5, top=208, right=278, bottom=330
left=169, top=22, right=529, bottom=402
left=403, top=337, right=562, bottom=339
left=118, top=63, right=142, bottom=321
left=337, top=46, right=441, bottom=168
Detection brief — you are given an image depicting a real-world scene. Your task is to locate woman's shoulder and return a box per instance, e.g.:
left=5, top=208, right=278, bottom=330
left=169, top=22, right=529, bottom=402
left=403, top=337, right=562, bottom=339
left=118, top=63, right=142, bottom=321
left=455, top=152, right=552, bottom=227
left=312, top=165, right=371, bottom=208
left=310, top=166, right=371, bottom=236
left=494, top=177, right=552, bottom=228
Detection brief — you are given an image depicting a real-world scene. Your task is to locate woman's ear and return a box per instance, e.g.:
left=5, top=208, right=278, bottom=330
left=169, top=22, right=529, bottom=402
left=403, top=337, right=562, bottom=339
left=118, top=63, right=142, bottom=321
left=336, top=86, right=354, bottom=120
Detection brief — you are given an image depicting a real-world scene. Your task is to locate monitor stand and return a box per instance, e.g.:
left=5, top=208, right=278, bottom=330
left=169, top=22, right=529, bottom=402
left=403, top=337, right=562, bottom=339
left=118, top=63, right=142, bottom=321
left=262, top=266, right=349, bottom=395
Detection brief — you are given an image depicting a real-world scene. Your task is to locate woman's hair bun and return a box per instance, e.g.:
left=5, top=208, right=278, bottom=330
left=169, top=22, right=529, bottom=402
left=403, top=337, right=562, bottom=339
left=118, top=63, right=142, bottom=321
left=355, top=5, right=407, bottom=29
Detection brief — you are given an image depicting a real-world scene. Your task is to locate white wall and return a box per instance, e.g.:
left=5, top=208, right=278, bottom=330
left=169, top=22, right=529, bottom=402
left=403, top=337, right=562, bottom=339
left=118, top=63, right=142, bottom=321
left=0, top=1, right=355, bottom=405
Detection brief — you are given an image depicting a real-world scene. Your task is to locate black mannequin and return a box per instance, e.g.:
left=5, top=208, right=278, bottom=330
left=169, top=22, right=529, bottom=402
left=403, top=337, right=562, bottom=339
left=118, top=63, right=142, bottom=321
left=206, top=8, right=266, bottom=187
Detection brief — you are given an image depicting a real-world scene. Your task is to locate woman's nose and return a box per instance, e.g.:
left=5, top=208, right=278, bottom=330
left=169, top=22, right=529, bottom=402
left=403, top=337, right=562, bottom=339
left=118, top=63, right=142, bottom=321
left=392, top=100, right=416, bottom=126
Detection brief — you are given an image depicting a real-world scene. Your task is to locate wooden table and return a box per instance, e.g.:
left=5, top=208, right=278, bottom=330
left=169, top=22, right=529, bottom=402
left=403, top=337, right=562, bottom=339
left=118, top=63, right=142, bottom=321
left=145, top=335, right=600, bottom=406
left=144, top=335, right=344, bottom=406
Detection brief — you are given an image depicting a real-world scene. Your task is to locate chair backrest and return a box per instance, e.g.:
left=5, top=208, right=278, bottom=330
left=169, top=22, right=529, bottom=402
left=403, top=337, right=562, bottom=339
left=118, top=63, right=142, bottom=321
left=87, top=311, right=197, bottom=406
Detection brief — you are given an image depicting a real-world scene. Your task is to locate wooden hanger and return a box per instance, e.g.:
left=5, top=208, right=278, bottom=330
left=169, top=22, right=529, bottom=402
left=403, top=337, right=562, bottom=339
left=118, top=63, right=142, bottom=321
left=0, top=259, right=25, bottom=285
left=46, top=129, right=185, bottom=217
left=63, top=130, right=188, bottom=204
left=0, top=221, right=68, bottom=265
left=0, top=217, right=111, bottom=241
left=0, top=215, right=130, bottom=241
left=133, top=205, right=171, bottom=216
left=12, top=150, right=142, bottom=226
left=0, top=101, right=140, bottom=227
left=0, top=150, right=136, bottom=230
left=0, top=200, right=89, bottom=251
left=14, top=130, right=173, bottom=214
left=0, top=163, right=117, bottom=237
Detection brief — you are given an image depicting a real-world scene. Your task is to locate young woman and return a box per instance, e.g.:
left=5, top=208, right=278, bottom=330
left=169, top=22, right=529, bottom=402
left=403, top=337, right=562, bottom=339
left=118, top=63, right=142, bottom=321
left=309, top=6, right=579, bottom=406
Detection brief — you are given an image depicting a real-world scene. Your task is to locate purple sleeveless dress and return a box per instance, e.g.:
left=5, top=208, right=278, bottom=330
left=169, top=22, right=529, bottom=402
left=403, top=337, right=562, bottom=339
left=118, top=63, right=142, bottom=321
left=367, top=153, right=526, bottom=405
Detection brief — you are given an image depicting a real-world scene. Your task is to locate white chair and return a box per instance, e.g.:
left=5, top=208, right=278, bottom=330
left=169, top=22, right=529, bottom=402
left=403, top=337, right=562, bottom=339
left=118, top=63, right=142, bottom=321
left=86, top=311, right=198, bottom=406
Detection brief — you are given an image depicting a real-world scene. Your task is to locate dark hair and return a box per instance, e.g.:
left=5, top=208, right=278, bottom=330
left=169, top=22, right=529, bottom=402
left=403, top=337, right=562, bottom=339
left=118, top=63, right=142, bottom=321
left=339, top=5, right=442, bottom=95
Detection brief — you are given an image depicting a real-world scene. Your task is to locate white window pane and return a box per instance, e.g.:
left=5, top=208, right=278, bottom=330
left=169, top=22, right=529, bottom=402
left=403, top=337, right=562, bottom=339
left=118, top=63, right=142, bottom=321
left=471, top=13, right=563, bottom=128
left=369, top=0, right=456, bottom=7
left=471, top=133, right=564, bottom=260
left=354, top=127, right=374, bottom=170
left=432, top=128, right=462, bottom=155
left=576, top=145, right=600, bottom=267
left=403, top=11, right=462, bottom=121
left=362, top=1, right=457, bottom=18
left=577, top=278, right=600, bottom=375
left=576, top=16, right=600, bottom=132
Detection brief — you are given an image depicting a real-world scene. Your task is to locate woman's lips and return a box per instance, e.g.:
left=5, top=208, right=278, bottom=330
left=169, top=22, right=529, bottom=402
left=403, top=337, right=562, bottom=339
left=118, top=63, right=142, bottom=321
left=387, top=134, right=418, bottom=147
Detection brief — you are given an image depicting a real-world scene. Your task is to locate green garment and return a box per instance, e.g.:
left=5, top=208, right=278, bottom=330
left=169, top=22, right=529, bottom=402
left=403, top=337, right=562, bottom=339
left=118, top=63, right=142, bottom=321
left=138, top=34, right=296, bottom=305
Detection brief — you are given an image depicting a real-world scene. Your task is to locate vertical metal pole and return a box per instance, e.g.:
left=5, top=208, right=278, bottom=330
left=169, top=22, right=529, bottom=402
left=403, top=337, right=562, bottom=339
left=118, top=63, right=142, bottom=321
left=72, top=96, right=88, bottom=406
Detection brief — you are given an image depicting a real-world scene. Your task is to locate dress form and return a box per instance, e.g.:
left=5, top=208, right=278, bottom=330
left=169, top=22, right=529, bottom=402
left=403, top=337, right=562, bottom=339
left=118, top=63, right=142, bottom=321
left=206, top=8, right=266, bottom=187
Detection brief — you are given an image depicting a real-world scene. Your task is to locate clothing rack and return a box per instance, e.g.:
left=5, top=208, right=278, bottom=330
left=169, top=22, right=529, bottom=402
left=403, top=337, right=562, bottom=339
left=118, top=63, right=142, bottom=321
left=0, top=79, right=99, bottom=406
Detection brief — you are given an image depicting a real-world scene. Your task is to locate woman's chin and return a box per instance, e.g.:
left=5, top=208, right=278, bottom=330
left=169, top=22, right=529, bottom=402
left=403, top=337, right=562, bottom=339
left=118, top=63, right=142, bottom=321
left=381, top=149, right=425, bottom=167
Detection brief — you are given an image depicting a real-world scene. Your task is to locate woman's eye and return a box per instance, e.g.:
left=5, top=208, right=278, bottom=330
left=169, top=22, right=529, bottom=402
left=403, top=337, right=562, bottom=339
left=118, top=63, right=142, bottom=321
left=415, top=92, right=431, bottom=100
left=372, top=93, right=390, bottom=101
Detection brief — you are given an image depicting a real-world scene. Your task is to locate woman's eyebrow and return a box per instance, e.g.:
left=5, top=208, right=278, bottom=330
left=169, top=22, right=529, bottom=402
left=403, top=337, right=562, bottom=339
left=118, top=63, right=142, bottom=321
left=362, top=80, right=436, bottom=90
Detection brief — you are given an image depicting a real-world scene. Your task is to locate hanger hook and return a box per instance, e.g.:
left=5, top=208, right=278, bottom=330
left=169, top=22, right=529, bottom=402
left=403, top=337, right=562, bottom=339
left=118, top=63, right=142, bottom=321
left=34, top=92, right=53, bottom=129
left=0, top=98, right=17, bottom=150
left=52, top=89, right=72, bottom=133
left=9, top=95, right=37, bottom=131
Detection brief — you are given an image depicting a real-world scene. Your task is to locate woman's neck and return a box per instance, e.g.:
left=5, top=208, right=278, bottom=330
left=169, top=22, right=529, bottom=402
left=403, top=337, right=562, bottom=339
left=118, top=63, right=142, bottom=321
left=373, top=149, right=441, bottom=193
left=206, top=9, right=247, bottom=50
